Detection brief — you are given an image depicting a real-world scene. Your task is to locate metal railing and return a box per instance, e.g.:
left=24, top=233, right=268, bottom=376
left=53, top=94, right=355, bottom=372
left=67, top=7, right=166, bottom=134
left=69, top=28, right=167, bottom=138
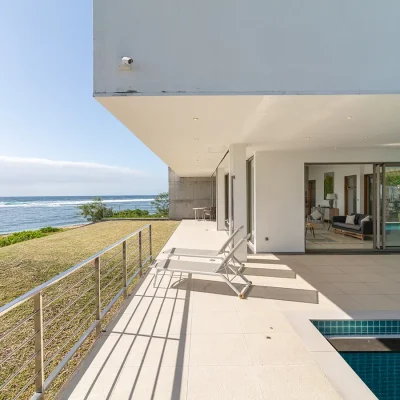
left=0, top=224, right=153, bottom=400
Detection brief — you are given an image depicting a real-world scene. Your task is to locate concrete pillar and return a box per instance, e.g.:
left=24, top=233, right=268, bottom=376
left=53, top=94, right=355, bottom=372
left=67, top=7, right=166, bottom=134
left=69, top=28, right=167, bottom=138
left=229, top=144, right=247, bottom=261
left=168, top=168, right=212, bottom=219
left=216, top=168, right=226, bottom=230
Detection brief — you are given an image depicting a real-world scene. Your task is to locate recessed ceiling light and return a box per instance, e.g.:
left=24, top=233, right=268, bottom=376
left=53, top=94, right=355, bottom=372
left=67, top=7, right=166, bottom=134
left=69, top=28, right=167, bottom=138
left=347, top=116, right=352, bottom=120
left=333, top=147, right=337, bottom=150
left=193, top=117, right=199, bottom=121
left=363, top=136, right=368, bottom=139
left=383, top=143, right=400, bottom=147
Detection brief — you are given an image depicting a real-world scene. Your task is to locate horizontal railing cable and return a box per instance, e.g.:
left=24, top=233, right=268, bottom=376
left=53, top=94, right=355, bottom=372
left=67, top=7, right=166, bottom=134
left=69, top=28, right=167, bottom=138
left=43, top=283, right=96, bottom=329
left=100, top=259, right=124, bottom=282
left=0, top=224, right=153, bottom=400
left=100, top=248, right=123, bottom=268
left=43, top=311, right=96, bottom=370
left=43, top=270, right=95, bottom=309
left=0, top=329, right=38, bottom=367
left=0, top=350, right=40, bottom=392
left=44, top=297, right=96, bottom=350
left=101, top=271, right=122, bottom=293
left=0, top=310, right=38, bottom=343
left=12, top=370, right=42, bottom=400
left=0, top=224, right=150, bottom=317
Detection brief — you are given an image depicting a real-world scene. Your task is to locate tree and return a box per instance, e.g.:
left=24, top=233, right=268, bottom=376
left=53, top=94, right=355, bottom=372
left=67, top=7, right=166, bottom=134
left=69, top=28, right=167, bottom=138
left=152, top=192, right=169, bottom=217
left=77, top=197, right=113, bottom=222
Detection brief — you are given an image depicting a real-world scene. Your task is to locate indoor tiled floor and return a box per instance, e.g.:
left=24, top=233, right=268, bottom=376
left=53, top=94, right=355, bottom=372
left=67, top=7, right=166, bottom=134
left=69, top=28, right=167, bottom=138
left=61, top=221, right=400, bottom=400
left=306, top=227, right=373, bottom=250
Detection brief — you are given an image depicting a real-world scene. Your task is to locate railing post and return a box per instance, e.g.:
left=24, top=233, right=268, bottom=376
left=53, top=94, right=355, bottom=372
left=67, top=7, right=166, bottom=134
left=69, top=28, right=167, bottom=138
left=139, top=231, right=142, bottom=278
left=34, top=291, right=44, bottom=396
left=94, top=257, right=101, bottom=336
left=122, top=241, right=127, bottom=298
left=149, top=225, right=153, bottom=263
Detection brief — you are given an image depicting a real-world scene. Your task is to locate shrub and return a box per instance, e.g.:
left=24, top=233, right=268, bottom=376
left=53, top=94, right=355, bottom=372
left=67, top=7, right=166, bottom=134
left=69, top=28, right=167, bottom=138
left=111, top=209, right=150, bottom=218
left=0, top=227, right=62, bottom=248
left=39, top=226, right=62, bottom=233
left=77, top=197, right=113, bottom=222
left=151, top=192, right=169, bottom=217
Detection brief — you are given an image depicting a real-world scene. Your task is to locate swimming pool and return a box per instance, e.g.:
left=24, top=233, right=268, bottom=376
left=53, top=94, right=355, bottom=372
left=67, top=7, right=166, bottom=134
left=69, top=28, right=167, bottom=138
left=313, top=320, right=400, bottom=400
left=386, top=222, right=400, bottom=231
left=341, top=352, right=400, bottom=400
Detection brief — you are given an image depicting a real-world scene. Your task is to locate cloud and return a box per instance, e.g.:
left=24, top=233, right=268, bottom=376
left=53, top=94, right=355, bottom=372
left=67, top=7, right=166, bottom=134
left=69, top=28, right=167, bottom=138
left=0, top=156, right=166, bottom=196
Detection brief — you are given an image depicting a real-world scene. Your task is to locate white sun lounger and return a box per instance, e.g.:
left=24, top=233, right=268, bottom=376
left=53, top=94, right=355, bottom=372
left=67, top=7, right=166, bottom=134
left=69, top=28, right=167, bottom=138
left=154, top=234, right=252, bottom=299
left=163, top=225, right=245, bottom=267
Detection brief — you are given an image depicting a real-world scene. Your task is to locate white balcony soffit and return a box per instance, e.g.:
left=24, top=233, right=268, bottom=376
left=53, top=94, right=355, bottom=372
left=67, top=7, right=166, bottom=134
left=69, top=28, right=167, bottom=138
left=96, top=94, right=400, bottom=176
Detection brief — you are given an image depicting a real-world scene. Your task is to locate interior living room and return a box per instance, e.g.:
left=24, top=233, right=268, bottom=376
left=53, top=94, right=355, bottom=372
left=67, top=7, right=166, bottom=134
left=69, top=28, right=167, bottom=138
left=305, top=164, right=374, bottom=251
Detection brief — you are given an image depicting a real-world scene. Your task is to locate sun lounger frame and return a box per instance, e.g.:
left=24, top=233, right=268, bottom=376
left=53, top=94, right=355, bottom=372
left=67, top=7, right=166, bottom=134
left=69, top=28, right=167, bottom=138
left=164, top=225, right=245, bottom=267
left=154, top=234, right=252, bottom=299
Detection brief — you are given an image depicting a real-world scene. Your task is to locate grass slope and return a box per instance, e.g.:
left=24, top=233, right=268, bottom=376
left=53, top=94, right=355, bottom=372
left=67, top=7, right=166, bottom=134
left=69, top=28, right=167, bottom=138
left=0, top=220, right=180, bottom=400
left=0, top=226, right=63, bottom=248
left=0, top=220, right=179, bottom=306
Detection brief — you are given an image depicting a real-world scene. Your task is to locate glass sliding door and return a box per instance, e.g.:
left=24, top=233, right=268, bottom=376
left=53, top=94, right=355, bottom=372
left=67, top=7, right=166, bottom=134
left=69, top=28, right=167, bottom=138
left=224, top=174, right=229, bottom=225
left=364, top=174, right=373, bottom=216
left=229, top=174, right=235, bottom=234
left=247, top=158, right=254, bottom=243
left=373, top=164, right=383, bottom=249
left=383, top=165, right=400, bottom=248
left=374, top=164, right=400, bottom=249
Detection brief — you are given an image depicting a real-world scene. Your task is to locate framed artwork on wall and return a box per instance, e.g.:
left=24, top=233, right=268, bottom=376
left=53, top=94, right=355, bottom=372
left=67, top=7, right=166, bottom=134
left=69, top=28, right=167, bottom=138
left=324, top=172, right=334, bottom=199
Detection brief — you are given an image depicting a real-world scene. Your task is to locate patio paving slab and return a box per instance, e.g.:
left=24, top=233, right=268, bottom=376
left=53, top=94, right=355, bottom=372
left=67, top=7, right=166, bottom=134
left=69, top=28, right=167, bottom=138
left=62, top=220, right=400, bottom=400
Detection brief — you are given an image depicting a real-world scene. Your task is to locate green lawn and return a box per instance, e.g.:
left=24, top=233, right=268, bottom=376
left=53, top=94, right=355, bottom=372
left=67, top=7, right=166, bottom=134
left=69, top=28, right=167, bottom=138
left=0, top=220, right=179, bottom=306
left=0, top=220, right=180, bottom=399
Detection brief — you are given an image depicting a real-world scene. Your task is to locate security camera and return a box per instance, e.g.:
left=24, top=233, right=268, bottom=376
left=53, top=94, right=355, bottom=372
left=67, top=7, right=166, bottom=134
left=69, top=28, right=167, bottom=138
left=121, top=57, right=133, bottom=65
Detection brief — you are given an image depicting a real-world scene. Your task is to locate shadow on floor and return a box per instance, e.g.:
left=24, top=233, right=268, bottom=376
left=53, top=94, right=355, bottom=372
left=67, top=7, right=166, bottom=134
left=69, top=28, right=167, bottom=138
left=172, top=278, right=318, bottom=303
left=241, top=267, right=296, bottom=279
left=59, top=272, right=191, bottom=400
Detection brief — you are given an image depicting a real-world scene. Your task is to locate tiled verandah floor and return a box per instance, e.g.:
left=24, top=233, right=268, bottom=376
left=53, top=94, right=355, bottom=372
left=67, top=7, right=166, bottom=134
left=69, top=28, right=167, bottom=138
left=62, top=221, right=400, bottom=400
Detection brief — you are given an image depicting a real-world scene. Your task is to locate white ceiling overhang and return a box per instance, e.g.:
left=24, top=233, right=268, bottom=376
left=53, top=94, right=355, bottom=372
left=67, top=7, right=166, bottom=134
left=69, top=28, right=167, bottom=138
left=96, top=94, right=400, bottom=177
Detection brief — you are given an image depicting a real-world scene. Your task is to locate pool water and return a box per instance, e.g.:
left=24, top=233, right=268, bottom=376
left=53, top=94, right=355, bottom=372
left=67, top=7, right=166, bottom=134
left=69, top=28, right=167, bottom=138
left=386, top=223, right=400, bottom=231
left=340, top=352, right=400, bottom=400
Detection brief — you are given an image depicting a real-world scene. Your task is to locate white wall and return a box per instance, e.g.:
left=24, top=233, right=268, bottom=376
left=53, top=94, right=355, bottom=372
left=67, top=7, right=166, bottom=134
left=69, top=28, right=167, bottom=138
left=254, top=151, right=305, bottom=253
left=308, top=164, right=373, bottom=215
left=94, top=0, right=400, bottom=95
left=254, top=149, right=400, bottom=253
left=216, top=168, right=225, bottom=230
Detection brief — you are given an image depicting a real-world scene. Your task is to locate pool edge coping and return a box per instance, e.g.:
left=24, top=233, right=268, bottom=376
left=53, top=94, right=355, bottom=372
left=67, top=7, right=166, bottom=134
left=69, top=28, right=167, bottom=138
left=282, top=310, right=395, bottom=400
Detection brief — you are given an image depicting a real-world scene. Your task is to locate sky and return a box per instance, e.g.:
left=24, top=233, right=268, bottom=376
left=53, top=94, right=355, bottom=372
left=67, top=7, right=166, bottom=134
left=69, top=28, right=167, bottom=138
left=0, top=1, right=168, bottom=196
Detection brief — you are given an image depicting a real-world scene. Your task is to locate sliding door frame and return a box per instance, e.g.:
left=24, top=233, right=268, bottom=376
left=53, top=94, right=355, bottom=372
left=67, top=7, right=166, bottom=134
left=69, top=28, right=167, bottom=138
left=246, top=157, right=254, bottom=243
left=305, top=161, right=400, bottom=254
left=381, top=163, right=400, bottom=249
left=373, top=164, right=381, bottom=249
left=382, top=164, right=387, bottom=249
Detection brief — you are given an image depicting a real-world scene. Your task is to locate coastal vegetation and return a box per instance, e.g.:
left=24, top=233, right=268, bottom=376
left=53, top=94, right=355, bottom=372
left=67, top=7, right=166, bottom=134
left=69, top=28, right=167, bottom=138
left=111, top=208, right=152, bottom=218
left=0, top=226, right=62, bottom=248
left=151, top=191, right=169, bottom=217
left=77, top=196, right=114, bottom=222
left=78, top=192, right=170, bottom=221
left=0, top=220, right=180, bottom=399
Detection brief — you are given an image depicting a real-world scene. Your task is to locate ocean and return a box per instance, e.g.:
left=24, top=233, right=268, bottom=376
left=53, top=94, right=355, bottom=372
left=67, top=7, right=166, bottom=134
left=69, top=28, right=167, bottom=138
left=0, top=195, right=156, bottom=234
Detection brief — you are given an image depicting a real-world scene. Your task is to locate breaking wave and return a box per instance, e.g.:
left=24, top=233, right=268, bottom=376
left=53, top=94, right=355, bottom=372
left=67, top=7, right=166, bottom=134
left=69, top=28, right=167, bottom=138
left=0, top=198, right=155, bottom=208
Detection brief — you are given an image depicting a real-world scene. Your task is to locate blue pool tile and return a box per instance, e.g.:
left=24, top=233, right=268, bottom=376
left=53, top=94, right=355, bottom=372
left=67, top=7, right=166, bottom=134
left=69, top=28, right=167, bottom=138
left=341, top=352, right=400, bottom=400
left=311, top=319, right=400, bottom=337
